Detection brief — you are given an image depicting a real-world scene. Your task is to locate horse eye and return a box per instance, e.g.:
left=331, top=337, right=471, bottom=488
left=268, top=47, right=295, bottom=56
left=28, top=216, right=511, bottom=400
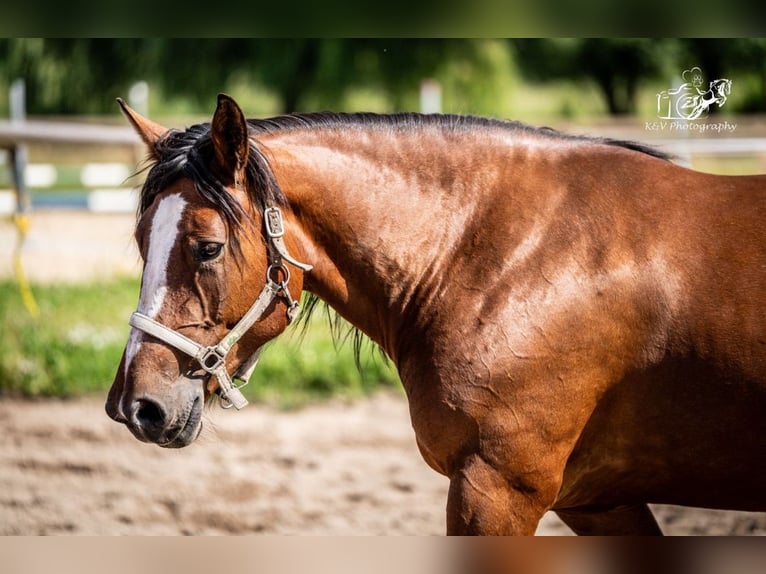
left=194, top=242, right=224, bottom=262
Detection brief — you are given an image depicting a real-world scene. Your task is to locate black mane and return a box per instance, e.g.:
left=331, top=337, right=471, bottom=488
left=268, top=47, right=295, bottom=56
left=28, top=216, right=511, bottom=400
left=138, top=123, right=287, bottom=242
left=246, top=111, right=672, bottom=161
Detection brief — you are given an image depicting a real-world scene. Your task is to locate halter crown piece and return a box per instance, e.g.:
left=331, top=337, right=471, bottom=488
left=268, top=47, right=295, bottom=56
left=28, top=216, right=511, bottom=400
left=128, top=206, right=312, bottom=410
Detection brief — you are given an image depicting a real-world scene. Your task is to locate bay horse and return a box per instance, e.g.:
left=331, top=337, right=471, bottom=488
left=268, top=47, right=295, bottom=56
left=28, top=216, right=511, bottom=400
left=106, top=94, right=766, bottom=535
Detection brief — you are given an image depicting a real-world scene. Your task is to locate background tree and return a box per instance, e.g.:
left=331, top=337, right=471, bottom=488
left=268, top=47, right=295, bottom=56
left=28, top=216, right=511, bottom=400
left=676, top=38, right=766, bottom=113
left=512, top=38, right=666, bottom=115
left=4, top=38, right=148, bottom=114
left=574, top=38, right=664, bottom=115
left=3, top=38, right=766, bottom=118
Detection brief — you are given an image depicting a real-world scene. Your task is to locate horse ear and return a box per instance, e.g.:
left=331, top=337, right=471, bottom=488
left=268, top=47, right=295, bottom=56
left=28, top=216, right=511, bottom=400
left=210, top=93, right=249, bottom=182
left=116, top=98, right=167, bottom=152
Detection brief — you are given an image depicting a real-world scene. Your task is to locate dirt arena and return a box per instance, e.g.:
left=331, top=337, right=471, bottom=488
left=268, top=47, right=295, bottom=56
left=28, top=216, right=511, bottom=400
left=2, top=393, right=766, bottom=536
left=1, top=211, right=766, bottom=535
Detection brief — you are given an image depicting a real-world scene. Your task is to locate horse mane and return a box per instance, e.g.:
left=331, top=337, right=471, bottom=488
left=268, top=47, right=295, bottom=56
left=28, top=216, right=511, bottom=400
left=136, top=112, right=670, bottom=372
left=246, top=111, right=672, bottom=161
left=139, top=113, right=669, bottom=226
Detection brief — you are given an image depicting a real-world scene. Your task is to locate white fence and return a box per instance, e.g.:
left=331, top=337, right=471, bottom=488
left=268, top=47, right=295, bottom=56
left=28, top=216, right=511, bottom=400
left=0, top=118, right=140, bottom=215
left=0, top=160, right=138, bottom=214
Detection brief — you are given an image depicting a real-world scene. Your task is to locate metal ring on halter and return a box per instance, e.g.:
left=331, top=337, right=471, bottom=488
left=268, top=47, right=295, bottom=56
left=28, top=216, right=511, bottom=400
left=267, top=263, right=291, bottom=286
left=198, top=347, right=226, bottom=374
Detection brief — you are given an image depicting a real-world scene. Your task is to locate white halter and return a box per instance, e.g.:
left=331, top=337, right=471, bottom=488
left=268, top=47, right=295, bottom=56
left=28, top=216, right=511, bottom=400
left=128, top=206, right=312, bottom=410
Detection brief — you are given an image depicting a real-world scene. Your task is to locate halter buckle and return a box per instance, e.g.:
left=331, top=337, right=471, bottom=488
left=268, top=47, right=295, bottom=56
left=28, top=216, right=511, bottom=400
left=264, top=206, right=285, bottom=238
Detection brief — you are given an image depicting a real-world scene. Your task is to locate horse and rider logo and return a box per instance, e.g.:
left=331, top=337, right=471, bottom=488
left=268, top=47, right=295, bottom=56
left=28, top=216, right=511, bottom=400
left=656, top=67, right=732, bottom=120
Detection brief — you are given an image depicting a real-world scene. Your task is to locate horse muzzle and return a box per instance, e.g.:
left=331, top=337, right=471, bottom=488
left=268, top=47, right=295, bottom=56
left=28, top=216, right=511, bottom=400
left=107, top=376, right=204, bottom=448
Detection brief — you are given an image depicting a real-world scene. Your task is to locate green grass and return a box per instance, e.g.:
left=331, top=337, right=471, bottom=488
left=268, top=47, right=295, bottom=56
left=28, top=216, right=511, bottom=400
left=0, top=278, right=400, bottom=407
left=0, top=278, right=138, bottom=397
left=248, top=316, right=401, bottom=408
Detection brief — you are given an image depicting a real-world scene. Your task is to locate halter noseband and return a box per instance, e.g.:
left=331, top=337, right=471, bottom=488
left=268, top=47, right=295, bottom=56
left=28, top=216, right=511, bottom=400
left=128, top=206, right=312, bottom=410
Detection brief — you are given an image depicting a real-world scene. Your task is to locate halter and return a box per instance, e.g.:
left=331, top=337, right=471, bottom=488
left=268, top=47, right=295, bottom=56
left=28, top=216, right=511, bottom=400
left=128, top=206, right=312, bottom=410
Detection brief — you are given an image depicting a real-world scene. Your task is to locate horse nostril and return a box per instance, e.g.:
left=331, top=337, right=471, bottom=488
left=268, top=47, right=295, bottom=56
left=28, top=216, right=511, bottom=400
left=131, top=397, right=168, bottom=432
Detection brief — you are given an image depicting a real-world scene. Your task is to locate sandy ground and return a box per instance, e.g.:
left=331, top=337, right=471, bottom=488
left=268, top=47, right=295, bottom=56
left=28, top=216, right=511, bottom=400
left=0, top=210, right=140, bottom=283
left=2, top=211, right=766, bottom=535
left=0, top=392, right=452, bottom=535
left=2, top=393, right=766, bottom=536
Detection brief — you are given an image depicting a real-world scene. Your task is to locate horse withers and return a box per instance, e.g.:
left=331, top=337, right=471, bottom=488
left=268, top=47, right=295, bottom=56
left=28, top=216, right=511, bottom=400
left=106, top=94, right=766, bottom=535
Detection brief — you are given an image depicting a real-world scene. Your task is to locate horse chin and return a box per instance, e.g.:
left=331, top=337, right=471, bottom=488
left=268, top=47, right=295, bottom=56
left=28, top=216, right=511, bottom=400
left=159, top=417, right=203, bottom=448
left=158, top=392, right=204, bottom=449
left=157, top=400, right=202, bottom=448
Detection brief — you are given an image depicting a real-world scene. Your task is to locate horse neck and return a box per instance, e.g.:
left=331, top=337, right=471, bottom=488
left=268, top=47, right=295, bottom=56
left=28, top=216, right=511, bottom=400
left=261, top=127, right=514, bottom=363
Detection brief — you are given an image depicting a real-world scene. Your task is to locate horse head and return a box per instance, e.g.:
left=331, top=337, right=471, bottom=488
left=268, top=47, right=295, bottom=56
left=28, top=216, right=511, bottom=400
left=715, top=78, right=732, bottom=102
left=105, top=94, right=311, bottom=447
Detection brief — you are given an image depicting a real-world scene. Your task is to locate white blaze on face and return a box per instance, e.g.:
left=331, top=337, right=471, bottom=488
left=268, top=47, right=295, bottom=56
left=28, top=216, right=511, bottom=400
left=124, top=193, right=187, bottom=378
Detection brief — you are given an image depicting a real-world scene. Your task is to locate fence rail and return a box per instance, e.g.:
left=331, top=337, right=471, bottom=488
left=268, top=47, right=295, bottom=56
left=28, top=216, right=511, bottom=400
left=0, top=119, right=141, bottom=214
left=654, top=137, right=766, bottom=155
left=0, top=119, right=138, bottom=147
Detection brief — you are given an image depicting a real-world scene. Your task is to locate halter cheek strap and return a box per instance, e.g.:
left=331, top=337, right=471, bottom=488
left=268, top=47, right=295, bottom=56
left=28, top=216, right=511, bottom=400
left=128, top=206, right=312, bottom=410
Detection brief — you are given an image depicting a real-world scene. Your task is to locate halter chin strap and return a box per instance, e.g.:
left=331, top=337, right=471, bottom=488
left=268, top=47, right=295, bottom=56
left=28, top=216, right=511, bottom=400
left=128, top=206, right=312, bottom=410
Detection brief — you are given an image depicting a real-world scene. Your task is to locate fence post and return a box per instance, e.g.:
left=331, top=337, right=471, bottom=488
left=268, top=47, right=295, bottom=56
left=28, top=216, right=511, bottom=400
left=9, top=79, right=30, bottom=214
left=8, top=78, right=39, bottom=317
left=420, top=79, right=442, bottom=114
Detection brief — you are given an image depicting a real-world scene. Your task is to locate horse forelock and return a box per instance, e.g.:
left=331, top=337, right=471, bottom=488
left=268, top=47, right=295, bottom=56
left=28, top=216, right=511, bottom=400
left=137, top=122, right=288, bottom=245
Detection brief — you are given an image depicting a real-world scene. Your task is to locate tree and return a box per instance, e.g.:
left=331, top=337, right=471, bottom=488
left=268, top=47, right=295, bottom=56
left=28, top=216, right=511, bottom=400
left=676, top=38, right=766, bottom=113
left=4, top=38, right=149, bottom=114
left=511, top=38, right=666, bottom=116
left=575, top=39, right=664, bottom=115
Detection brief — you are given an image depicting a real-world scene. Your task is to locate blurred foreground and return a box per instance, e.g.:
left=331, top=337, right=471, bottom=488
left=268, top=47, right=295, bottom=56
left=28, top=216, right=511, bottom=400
left=2, top=393, right=766, bottom=536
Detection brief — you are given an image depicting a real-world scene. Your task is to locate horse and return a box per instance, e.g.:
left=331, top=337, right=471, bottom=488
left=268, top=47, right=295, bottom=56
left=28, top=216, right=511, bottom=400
left=687, top=78, right=732, bottom=120
left=106, top=94, right=766, bottom=535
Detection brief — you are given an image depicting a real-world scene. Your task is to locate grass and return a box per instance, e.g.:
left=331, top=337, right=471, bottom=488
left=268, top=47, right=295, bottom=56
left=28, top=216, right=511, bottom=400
left=0, top=279, right=137, bottom=397
left=0, top=277, right=401, bottom=407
